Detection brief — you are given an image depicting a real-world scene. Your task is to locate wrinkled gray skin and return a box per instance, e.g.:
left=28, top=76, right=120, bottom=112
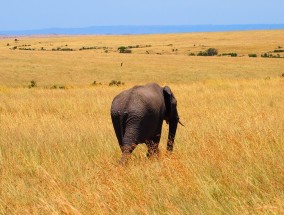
left=111, top=83, right=180, bottom=163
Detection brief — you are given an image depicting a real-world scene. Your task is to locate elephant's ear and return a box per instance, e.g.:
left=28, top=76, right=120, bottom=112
left=163, top=86, right=177, bottom=120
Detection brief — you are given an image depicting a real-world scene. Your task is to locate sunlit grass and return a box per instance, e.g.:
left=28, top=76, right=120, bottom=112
left=0, top=31, right=284, bottom=214
left=0, top=30, right=283, bottom=87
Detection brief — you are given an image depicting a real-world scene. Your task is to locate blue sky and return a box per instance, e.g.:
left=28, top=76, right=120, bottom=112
left=1, top=0, right=284, bottom=31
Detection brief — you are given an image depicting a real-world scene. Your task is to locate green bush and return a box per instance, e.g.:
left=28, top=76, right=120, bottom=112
left=222, top=53, right=238, bottom=57
left=118, top=46, right=126, bottom=53
left=248, top=54, right=257, bottom=57
left=109, top=80, right=125, bottom=86
left=261, top=53, right=283, bottom=58
left=61, top=48, right=73, bottom=51
left=28, top=80, right=37, bottom=88
left=118, top=46, right=131, bottom=53
left=79, top=46, right=98, bottom=51
left=261, top=53, right=271, bottom=58
left=19, top=48, right=35, bottom=51
left=273, top=50, right=284, bottom=53
left=207, top=48, right=218, bottom=56
left=52, top=47, right=74, bottom=51
left=197, top=51, right=207, bottom=56
left=197, top=48, right=218, bottom=56
left=127, top=45, right=140, bottom=49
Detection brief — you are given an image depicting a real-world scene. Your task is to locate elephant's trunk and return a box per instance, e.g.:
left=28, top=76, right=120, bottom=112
left=167, top=119, right=178, bottom=151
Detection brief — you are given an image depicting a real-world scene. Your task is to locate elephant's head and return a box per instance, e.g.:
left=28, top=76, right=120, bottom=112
left=163, top=86, right=181, bottom=151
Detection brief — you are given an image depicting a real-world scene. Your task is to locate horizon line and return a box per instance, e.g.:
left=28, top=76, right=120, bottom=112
left=1, top=24, right=284, bottom=36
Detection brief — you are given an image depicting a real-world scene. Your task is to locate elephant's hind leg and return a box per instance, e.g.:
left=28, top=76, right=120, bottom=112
left=146, top=140, right=160, bottom=158
left=119, top=128, right=138, bottom=164
left=119, top=143, right=137, bottom=164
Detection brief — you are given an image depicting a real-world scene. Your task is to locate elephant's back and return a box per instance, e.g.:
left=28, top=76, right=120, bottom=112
left=111, top=83, right=164, bottom=116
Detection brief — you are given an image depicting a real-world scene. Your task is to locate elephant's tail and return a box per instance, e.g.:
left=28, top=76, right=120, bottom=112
left=119, top=111, right=128, bottom=141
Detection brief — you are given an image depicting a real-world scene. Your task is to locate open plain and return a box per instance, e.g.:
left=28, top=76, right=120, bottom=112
left=0, top=30, right=284, bottom=214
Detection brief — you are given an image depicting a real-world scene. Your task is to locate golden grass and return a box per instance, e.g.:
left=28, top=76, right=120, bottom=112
left=0, top=30, right=283, bottom=87
left=0, top=30, right=284, bottom=214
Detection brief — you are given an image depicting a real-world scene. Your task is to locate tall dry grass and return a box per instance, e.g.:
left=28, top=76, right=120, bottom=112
left=0, top=31, right=284, bottom=214
left=1, top=78, right=283, bottom=214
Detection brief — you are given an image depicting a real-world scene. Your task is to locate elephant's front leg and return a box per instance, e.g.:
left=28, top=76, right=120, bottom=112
left=167, top=137, right=175, bottom=152
left=146, top=140, right=160, bottom=157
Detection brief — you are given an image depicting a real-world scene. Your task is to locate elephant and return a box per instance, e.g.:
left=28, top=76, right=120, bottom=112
left=110, top=82, right=183, bottom=163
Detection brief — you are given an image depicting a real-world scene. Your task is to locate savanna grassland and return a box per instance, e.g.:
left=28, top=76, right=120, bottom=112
left=0, top=30, right=284, bottom=214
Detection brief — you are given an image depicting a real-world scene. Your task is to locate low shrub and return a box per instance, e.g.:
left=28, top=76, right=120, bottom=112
left=28, top=80, right=37, bottom=88
left=118, top=46, right=126, bottom=53
left=123, top=49, right=132, bottom=53
left=261, top=53, right=272, bottom=58
left=248, top=54, right=257, bottom=57
left=92, top=81, right=102, bottom=86
left=273, top=50, right=284, bottom=53
left=222, top=53, right=238, bottom=57
left=109, top=80, right=124, bottom=86
left=118, top=46, right=131, bottom=53
left=79, top=46, right=98, bottom=51
left=117, top=45, right=150, bottom=53
left=61, top=48, right=74, bottom=51
left=127, top=45, right=139, bottom=49
left=197, top=51, right=206, bottom=56
left=207, top=48, right=218, bottom=56
left=52, top=47, right=74, bottom=51
left=50, top=85, right=66, bottom=89
left=261, top=53, right=283, bottom=58
left=19, top=48, right=35, bottom=51
left=197, top=48, right=218, bottom=56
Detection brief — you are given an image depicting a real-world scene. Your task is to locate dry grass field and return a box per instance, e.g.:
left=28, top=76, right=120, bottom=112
left=0, top=30, right=284, bottom=214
